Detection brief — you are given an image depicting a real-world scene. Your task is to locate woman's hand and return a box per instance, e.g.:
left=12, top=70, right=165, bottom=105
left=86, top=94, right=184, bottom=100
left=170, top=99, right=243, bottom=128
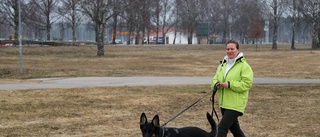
left=220, top=82, right=229, bottom=88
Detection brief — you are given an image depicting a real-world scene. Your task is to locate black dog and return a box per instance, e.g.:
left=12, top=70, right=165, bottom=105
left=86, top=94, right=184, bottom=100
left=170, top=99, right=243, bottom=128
left=140, top=112, right=217, bottom=137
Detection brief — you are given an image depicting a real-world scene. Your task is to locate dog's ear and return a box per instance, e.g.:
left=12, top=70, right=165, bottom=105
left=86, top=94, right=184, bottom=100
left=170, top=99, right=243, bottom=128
left=152, top=115, right=160, bottom=127
left=140, top=113, right=147, bottom=125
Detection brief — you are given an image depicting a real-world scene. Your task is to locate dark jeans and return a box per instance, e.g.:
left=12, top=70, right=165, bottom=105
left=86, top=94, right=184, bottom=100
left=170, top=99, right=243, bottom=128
left=217, top=108, right=245, bottom=137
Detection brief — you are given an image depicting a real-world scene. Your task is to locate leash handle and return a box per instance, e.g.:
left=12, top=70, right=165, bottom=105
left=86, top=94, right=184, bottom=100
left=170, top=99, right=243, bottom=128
left=161, top=90, right=213, bottom=127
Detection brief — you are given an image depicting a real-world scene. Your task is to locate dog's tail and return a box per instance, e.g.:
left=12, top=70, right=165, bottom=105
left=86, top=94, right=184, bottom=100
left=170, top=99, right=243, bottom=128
left=206, top=112, right=218, bottom=137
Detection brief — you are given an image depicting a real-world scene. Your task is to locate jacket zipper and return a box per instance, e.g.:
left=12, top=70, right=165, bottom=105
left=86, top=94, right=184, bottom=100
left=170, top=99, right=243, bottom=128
left=221, top=60, right=236, bottom=106
left=220, top=57, right=242, bottom=107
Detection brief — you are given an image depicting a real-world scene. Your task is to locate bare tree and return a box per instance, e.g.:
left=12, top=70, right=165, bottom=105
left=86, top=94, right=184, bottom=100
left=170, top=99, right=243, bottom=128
left=172, top=1, right=180, bottom=44
left=141, top=0, right=152, bottom=44
left=247, top=16, right=265, bottom=44
left=0, top=4, right=4, bottom=24
left=152, top=0, right=161, bottom=44
left=23, top=1, right=46, bottom=40
left=0, top=13, right=7, bottom=38
left=123, top=0, right=149, bottom=45
left=290, top=0, right=297, bottom=49
left=212, top=0, right=236, bottom=44
left=123, top=0, right=137, bottom=45
left=160, top=0, right=175, bottom=44
left=120, top=0, right=144, bottom=45
left=299, top=0, right=320, bottom=49
left=111, top=1, right=118, bottom=45
left=30, top=0, right=60, bottom=41
left=110, top=0, right=125, bottom=45
left=57, top=21, right=67, bottom=41
left=208, top=0, right=223, bottom=43
left=271, top=0, right=280, bottom=49
left=80, top=0, right=114, bottom=56
left=58, top=0, right=82, bottom=42
left=176, top=0, right=202, bottom=44
left=265, top=0, right=289, bottom=50
left=0, top=0, right=21, bottom=40
left=234, top=0, right=264, bottom=44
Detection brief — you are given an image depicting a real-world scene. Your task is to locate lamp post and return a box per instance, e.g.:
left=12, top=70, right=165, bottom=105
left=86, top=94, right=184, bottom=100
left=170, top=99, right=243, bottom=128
left=18, top=0, right=23, bottom=75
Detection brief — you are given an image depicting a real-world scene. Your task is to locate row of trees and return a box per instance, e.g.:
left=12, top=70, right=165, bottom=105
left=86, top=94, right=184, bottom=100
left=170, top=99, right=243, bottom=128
left=0, top=0, right=319, bottom=56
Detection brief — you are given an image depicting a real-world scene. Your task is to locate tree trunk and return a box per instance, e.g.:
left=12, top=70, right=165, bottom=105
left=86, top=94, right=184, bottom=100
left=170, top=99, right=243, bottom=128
left=162, top=27, right=166, bottom=44
left=291, top=24, right=295, bottom=50
left=47, top=25, right=51, bottom=41
left=14, top=0, right=19, bottom=42
left=59, top=23, right=65, bottom=41
left=272, top=20, right=278, bottom=50
left=112, top=12, right=118, bottom=44
left=155, top=0, right=160, bottom=44
left=311, top=27, right=318, bottom=49
left=162, top=7, right=166, bottom=44
left=72, top=10, right=76, bottom=42
left=311, top=11, right=319, bottom=49
left=272, top=0, right=278, bottom=50
left=188, top=27, right=193, bottom=44
left=291, top=0, right=296, bottom=50
left=142, top=26, right=145, bottom=45
left=318, top=31, right=320, bottom=48
left=46, top=15, right=51, bottom=40
left=147, top=28, right=150, bottom=44
left=127, top=23, right=133, bottom=45
left=155, top=21, right=159, bottom=44
left=135, top=29, right=140, bottom=45
left=173, top=30, right=176, bottom=44
left=96, top=23, right=105, bottom=56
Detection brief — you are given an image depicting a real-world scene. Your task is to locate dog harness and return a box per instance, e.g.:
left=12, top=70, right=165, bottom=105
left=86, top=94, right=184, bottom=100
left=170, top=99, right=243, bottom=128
left=160, top=127, right=179, bottom=137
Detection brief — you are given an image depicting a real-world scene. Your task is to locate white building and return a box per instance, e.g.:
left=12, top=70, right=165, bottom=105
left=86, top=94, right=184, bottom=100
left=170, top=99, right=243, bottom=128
left=165, top=31, right=198, bottom=44
left=143, top=28, right=199, bottom=45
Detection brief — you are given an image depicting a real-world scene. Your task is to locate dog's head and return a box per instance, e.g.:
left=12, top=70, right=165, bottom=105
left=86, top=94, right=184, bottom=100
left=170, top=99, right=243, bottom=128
left=140, top=112, right=160, bottom=137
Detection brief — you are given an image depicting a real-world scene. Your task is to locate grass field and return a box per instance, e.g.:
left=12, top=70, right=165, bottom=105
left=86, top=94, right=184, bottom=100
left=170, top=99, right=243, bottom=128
left=0, top=44, right=319, bottom=137
left=1, top=44, right=319, bottom=79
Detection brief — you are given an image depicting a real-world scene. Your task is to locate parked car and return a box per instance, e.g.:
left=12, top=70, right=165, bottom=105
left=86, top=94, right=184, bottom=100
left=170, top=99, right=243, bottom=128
left=108, top=39, right=123, bottom=44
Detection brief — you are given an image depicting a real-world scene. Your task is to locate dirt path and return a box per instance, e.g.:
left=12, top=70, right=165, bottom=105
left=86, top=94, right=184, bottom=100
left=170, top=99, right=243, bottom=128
left=1, top=77, right=319, bottom=90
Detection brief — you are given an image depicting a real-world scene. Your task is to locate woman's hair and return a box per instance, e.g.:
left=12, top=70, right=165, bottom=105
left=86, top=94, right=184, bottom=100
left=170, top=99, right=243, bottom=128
left=226, top=40, right=239, bottom=49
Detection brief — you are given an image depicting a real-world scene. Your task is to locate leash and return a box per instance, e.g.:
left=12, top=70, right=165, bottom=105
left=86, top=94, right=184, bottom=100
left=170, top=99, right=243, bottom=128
left=211, top=82, right=220, bottom=122
left=161, top=88, right=219, bottom=127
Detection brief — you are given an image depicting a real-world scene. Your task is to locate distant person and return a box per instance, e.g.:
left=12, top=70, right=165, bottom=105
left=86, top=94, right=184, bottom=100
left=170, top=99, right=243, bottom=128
left=211, top=40, right=253, bottom=137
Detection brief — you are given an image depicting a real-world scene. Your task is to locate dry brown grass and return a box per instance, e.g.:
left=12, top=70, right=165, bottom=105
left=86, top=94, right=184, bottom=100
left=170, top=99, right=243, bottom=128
left=0, top=85, right=319, bottom=137
left=0, top=44, right=319, bottom=137
left=0, top=44, right=319, bottom=80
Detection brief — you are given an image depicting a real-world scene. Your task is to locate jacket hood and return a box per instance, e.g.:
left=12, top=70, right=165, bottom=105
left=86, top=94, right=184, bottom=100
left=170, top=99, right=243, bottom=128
left=223, top=52, right=243, bottom=61
left=221, top=52, right=244, bottom=65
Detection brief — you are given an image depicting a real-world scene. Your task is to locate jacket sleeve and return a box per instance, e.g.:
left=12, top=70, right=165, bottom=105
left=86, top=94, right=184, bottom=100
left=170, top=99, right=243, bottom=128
left=229, top=63, right=253, bottom=92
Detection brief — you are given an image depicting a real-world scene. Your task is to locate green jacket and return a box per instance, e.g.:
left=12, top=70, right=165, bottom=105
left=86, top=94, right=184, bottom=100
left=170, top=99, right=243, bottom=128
left=211, top=54, right=253, bottom=114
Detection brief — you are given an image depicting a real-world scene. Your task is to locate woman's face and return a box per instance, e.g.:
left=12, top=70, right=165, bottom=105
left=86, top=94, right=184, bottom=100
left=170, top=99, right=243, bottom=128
left=226, top=43, right=239, bottom=59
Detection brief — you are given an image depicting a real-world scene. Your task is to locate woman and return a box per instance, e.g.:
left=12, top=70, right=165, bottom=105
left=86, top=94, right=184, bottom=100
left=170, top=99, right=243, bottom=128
left=211, top=40, right=253, bottom=137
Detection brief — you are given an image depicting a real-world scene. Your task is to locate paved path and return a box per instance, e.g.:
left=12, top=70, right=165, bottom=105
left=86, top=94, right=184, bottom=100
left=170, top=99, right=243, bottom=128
left=0, top=77, right=319, bottom=90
